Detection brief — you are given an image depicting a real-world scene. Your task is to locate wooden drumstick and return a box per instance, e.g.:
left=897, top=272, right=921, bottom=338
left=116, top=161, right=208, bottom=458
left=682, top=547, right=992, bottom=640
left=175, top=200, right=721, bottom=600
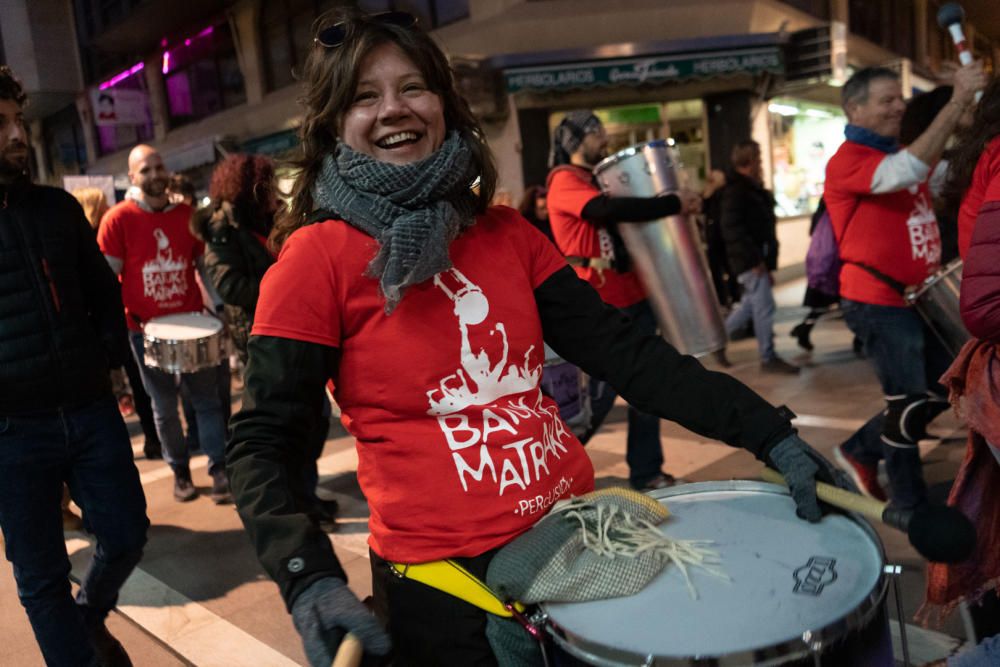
left=331, top=632, right=364, bottom=667
left=761, top=467, right=976, bottom=563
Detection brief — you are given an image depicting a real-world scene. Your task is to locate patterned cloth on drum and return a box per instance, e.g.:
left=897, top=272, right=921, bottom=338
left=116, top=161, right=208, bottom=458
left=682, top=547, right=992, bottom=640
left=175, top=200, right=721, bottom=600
left=484, top=487, right=721, bottom=664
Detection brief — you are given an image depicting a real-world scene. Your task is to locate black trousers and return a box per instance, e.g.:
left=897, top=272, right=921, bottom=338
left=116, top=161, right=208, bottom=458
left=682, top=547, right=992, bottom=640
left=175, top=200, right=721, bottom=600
left=370, top=548, right=499, bottom=666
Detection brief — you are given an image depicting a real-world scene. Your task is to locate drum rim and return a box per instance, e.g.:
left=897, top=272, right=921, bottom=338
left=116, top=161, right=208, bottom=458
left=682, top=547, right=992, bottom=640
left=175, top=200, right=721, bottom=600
left=143, top=312, right=224, bottom=344
left=904, top=259, right=963, bottom=303
left=541, top=480, right=889, bottom=667
left=593, top=139, right=671, bottom=176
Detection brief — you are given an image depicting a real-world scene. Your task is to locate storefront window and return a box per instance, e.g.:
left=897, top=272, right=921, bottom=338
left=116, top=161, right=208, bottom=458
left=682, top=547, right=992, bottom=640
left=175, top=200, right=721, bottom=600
left=92, top=63, right=155, bottom=157
left=768, top=97, right=845, bottom=217
left=162, top=24, right=246, bottom=127
left=44, top=105, right=88, bottom=178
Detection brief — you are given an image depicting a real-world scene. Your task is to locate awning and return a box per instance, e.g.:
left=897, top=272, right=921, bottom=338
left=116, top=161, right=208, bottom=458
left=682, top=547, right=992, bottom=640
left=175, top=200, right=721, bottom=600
left=505, top=46, right=783, bottom=93
left=243, top=129, right=299, bottom=156
left=162, top=138, right=218, bottom=173
left=495, top=33, right=786, bottom=94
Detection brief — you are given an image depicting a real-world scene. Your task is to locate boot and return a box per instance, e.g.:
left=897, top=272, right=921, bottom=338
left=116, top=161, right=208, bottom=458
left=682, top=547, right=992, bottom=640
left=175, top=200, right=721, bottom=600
left=210, top=468, right=233, bottom=505
left=88, top=622, right=133, bottom=667
left=790, top=322, right=814, bottom=351
left=173, top=470, right=198, bottom=502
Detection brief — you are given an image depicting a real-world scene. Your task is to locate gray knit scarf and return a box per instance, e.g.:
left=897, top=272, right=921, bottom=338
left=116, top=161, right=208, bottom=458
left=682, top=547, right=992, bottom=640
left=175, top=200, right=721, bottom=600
left=311, top=131, right=478, bottom=313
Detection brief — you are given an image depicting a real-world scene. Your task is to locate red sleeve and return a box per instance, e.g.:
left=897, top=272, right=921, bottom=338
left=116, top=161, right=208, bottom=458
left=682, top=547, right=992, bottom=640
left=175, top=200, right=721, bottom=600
left=547, top=169, right=599, bottom=218
left=825, top=144, right=885, bottom=196
left=960, top=201, right=1000, bottom=341
left=984, top=157, right=1000, bottom=203
left=252, top=225, right=342, bottom=347
left=97, top=206, right=124, bottom=259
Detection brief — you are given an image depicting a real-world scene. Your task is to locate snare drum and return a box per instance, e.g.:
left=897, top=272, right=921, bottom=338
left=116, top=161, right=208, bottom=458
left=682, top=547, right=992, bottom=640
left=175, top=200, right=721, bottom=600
left=904, top=259, right=968, bottom=357
left=143, top=312, right=225, bottom=374
left=542, top=481, right=892, bottom=666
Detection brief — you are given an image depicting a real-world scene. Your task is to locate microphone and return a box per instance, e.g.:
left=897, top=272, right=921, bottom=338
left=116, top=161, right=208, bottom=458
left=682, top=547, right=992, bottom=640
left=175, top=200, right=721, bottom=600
left=936, top=2, right=982, bottom=102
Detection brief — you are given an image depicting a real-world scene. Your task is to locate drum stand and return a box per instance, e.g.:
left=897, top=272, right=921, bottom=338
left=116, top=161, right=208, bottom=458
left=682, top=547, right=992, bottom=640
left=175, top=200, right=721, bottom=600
left=885, top=564, right=911, bottom=667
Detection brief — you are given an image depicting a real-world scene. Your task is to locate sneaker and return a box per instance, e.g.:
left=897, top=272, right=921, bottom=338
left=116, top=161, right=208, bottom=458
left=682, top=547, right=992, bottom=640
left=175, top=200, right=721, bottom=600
left=88, top=622, right=133, bottom=667
left=833, top=444, right=887, bottom=502
left=761, top=357, right=800, bottom=374
left=210, top=469, right=233, bottom=505
left=173, top=473, right=198, bottom=502
left=790, top=323, right=814, bottom=351
left=632, top=472, right=679, bottom=491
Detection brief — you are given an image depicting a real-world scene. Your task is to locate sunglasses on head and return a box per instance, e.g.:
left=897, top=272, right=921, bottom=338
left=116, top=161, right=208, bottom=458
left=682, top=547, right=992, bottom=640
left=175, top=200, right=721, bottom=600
left=314, top=11, right=418, bottom=48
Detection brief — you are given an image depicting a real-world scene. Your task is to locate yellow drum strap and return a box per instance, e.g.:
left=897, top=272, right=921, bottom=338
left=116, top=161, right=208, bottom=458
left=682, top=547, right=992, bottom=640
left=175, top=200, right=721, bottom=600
left=389, top=560, right=525, bottom=617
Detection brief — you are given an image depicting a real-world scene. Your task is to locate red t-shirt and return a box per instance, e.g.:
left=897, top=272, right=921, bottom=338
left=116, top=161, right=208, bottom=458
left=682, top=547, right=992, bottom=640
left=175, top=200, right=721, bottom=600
left=253, top=206, right=595, bottom=563
left=825, top=141, right=941, bottom=307
left=546, top=165, right=647, bottom=308
left=958, top=136, right=1000, bottom=260
left=98, top=200, right=203, bottom=330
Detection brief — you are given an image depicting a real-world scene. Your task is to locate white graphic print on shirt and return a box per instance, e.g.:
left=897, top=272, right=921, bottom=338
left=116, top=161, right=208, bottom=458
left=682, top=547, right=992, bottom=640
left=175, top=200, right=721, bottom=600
left=427, top=268, right=574, bottom=510
left=141, top=228, right=189, bottom=306
left=907, top=192, right=941, bottom=266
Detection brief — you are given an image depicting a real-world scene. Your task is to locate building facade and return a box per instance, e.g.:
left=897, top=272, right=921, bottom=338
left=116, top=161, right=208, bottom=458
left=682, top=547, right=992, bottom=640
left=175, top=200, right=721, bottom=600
left=6, top=0, right=999, bottom=223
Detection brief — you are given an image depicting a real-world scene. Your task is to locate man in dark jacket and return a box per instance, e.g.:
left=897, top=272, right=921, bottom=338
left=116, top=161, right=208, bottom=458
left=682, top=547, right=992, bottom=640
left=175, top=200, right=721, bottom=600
left=720, top=140, right=798, bottom=374
left=0, top=66, right=148, bottom=666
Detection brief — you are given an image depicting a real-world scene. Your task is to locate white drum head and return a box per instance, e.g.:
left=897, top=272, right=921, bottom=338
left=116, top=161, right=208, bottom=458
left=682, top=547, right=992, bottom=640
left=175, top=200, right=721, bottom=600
left=543, top=482, right=885, bottom=663
left=144, top=313, right=222, bottom=340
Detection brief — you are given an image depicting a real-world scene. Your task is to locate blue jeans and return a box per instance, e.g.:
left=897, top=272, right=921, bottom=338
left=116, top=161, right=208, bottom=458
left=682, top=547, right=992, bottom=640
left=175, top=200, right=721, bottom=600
left=587, top=300, right=664, bottom=487
left=0, top=396, right=148, bottom=666
left=129, top=332, right=227, bottom=475
left=840, top=300, right=951, bottom=507
left=724, top=269, right=776, bottom=362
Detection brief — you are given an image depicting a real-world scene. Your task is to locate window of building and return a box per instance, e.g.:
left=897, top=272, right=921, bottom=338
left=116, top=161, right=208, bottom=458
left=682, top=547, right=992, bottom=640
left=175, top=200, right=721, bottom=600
left=43, top=105, right=88, bottom=178
left=92, top=64, right=155, bottom=157
left=849, top=0, right=914, bottom=59
left=162, top=23, right=246, bottom=127
left=261, top=0, right=331, bottom=92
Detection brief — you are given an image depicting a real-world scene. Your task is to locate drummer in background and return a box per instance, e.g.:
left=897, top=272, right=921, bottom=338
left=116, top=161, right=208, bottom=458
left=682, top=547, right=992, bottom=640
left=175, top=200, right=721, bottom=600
left=825, top=63, right=986, bottom=509
left=98, top=144, right=232, bottom=504
left=545, top=110, right=701, bottom=491
left=226, top=10, right=841, bottom=664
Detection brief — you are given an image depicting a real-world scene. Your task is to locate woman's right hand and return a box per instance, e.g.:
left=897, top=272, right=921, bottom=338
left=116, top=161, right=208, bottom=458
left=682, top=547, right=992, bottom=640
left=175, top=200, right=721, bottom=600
left=291, top=577, right=391, bottom=667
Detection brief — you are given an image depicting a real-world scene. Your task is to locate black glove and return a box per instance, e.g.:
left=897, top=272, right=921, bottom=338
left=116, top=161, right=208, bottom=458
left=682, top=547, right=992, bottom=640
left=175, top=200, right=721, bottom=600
left=766, top=434, right=854, bottom=522
left=291, top=577, right=391, bottom=667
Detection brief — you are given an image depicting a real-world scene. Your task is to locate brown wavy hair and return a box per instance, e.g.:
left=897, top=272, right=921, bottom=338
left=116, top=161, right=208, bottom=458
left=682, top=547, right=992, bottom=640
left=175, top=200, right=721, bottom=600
left=209, top=153, right=277, bottom=234
left=270, top=6, right=497, bottom=251
left=941, top=77, right=1000, bottom=218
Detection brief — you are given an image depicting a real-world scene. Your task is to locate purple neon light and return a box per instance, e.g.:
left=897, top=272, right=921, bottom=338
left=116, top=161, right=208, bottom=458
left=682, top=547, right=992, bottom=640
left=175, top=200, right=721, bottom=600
left=161, top=24, right=217, bottom=75
left=162, top=51, right=170, bottom=74
left=98, top=61, right=145, bottom=90
left=197, top=26, right=214, bottom=38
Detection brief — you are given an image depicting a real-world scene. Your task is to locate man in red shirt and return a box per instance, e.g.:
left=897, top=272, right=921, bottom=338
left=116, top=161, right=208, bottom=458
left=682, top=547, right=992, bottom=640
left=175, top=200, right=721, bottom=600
left=546, top=111, right=698, bottom=490
left=825, top=64, right=985, bottom=508
left=99, top=145, right=230, bottom=503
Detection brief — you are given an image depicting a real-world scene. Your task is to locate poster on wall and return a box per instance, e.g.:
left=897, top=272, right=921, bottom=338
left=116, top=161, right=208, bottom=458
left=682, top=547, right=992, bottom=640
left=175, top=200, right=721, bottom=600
left=89, top=88, right=150, bottom=127
left=63, top=174, right=116, bottom=205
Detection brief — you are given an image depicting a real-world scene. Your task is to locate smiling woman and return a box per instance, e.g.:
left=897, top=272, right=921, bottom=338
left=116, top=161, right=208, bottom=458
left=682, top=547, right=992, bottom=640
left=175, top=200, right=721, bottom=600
left=226, top=6, right=841, bottom=666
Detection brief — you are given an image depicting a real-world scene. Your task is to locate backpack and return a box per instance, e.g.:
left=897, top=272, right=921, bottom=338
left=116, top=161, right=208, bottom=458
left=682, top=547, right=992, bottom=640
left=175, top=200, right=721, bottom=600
left=805, top=206, right=841, bottom=298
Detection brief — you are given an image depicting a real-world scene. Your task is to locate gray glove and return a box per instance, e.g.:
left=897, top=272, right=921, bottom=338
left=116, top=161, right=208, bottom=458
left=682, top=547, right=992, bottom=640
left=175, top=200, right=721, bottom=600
left=291, top=577, right=391, bottom=667
left=766, top=434, right=853, bottom=522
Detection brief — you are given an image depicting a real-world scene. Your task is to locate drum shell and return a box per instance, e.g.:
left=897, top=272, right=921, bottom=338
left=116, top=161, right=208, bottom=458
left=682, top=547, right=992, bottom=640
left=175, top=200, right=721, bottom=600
left=904, top=259, right=969, bottom=357
left=541, top=481, right=893, bottom=666
left=594, top=141, right=726, bottom=357
left=143, top=313, right=225, bottom=374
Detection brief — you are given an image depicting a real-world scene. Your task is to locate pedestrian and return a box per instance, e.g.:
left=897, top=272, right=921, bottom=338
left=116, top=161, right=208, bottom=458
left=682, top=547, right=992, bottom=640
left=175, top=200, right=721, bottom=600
left=518, top=184, right=552, bottom=242
left=720, top=140, right=799, bottom=374
left=702, top=168, right=740, bottom=308
left=0, top=65, right=148, bottom=667
left=546, top=109, right=701, bottom=491
left=191, top=153, right=338, bottom=527
left=226, top=9, right=841, bottom=664
left=789, top=198, right=842, bottom=352
left=825, top=63, right=987, bottom=507
left=97, top=144, right=231, bottom=503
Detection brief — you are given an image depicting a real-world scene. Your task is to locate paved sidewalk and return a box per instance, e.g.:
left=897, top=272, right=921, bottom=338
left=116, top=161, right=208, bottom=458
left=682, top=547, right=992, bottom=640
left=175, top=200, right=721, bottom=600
left=0, top=278, right=975, bottom=666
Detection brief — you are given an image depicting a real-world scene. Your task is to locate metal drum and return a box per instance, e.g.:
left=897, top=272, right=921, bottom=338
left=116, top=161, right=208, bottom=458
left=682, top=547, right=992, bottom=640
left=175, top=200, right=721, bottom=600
left=143, top=312, right=225, bottom=374
left=542, top=481, right=893, bottom=666
left=594, top=141, right=726, bottom=357
left=904, top=259, right=969, bottom=357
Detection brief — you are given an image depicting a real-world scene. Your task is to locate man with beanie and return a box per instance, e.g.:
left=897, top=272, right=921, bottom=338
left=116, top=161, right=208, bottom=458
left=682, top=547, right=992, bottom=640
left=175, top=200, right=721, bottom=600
left=0, top=65, right=148, bottom=667
left=546, top=110, right=699, bottom=490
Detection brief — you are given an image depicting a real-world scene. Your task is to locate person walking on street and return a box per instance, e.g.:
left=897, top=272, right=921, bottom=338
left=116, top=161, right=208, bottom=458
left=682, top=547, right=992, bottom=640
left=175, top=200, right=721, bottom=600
left=720, top=140, right=798, bottom=374
left=0, top=65, right=148, bottom=667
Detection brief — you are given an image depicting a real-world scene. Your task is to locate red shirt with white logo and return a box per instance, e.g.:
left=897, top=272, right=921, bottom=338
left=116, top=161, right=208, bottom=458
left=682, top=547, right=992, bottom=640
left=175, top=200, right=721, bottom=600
left=98, top=200, right=203, bottom=330
left=546, top=165, right=647, bottom=308
left=825, top=141, right=941, bottom=307
left=958, top=136, right=1000, bottom=261
left=252, top=206, right=595, bottom=563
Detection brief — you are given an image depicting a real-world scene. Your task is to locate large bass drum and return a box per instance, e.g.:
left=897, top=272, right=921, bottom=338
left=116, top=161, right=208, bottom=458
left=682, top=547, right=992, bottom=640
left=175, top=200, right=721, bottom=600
left=594, top=141, right=726, bottom=357
left=904, top=259, right=969, bottom=357
left=542, top=481, right=893, bottom=666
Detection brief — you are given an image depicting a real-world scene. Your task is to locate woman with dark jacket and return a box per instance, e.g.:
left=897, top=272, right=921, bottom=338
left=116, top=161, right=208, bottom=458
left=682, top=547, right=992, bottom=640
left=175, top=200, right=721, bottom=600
left=192, top=154, right=339, bottom=528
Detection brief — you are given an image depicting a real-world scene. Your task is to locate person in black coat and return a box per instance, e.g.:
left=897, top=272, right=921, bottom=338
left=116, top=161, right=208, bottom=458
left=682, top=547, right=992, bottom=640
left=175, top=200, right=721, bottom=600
left=720, top=140, right=799, bottom=374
